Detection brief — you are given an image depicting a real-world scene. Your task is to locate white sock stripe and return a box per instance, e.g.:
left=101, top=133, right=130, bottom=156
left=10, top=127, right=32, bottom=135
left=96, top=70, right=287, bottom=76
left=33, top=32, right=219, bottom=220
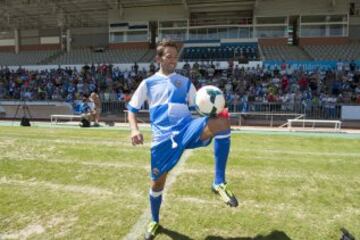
left=149, top=189, right=163, bottom=197
left=214, top=133, right=231, bottom=139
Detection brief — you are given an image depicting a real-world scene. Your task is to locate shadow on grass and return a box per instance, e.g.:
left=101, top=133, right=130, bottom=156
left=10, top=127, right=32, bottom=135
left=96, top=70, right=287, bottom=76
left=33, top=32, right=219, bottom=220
left=159, top=226, right=194, bottom=240
left=205, top=230, right=292, bottom=240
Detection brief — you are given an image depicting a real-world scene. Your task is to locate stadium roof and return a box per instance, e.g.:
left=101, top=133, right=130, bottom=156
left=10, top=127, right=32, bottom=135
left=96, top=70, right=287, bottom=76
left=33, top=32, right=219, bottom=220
left=0, top=0, right=256, bottom=31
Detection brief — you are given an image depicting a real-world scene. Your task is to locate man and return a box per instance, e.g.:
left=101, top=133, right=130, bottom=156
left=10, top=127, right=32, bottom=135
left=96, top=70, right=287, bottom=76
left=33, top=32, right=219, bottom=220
left=127, top=40, right=238, bottom=240
left=90, top=89, right=101, bottom=126
left=79, top=93, right=96, bottom=127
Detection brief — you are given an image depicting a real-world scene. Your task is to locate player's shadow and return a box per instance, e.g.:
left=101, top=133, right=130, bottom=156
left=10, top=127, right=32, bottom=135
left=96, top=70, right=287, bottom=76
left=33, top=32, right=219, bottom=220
left=159, top=226, right=194, bottom=240
left=205, top=230, right=292, bottom=240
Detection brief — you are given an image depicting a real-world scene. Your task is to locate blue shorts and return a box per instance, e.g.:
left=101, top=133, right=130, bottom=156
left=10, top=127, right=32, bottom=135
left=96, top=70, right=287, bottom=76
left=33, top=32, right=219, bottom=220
left=150, top=117, right=211, bottom=180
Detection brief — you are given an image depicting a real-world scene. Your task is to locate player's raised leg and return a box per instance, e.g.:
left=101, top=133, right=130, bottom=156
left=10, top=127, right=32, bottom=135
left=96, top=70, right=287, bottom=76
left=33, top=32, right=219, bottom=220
left=200, top=112, right=238, bottom=207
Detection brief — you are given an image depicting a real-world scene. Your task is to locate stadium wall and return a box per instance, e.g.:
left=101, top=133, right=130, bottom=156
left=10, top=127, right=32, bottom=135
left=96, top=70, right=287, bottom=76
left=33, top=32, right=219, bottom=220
left=20, top=44, right=60, bottom=51
left=255, top=0, right=347, bottom=16
left=70, top=27, right=109, bottom=48
left=21, top=37, right=40, bottom=45
left=349, top=25, right=360, bottom=38
left=258, top=38, right=288, bottom=46
left=108, top=42, right=149, bottom=49
left=0, top=46, right=14, bottom=52
left=349, top=16, right=360, bottom=39
left=0, top=29, right=62, bottom=52
left=20, top=29, right=40, bottom=46
left=298, top=37, right=349, bottom=46
left=71, top=34, right=108, bottom=48
left=109, top=6, right=186, bottom=22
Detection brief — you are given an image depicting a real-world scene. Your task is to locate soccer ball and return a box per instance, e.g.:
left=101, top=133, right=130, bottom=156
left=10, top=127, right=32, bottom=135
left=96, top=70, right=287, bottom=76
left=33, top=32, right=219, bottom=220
left=195, top=85, right=225, bottom=117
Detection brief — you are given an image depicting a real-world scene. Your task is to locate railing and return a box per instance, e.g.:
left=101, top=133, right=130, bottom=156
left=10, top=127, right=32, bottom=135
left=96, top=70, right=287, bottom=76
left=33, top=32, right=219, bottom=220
left=100, top=101, right=342, bottom=120
left=101, top=101, right=126, bottom=114
left=227, top=102, right=341, bottom=120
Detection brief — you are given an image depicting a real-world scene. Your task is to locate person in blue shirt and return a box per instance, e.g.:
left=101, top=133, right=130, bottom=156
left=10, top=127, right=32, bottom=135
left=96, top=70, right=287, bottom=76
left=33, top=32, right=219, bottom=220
left=79, top=93, right=95, bottom=127
left=127, top=40, right=238, bottom=240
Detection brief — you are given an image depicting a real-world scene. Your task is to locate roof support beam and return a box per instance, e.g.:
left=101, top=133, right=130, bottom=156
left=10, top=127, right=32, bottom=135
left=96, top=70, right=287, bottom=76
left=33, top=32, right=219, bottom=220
left=190, top=1, right=254, bottom=8
left=182, top=0, right=189, bottom=18
left=190, top=6, right=253, bottom=13
left=117, top=0, right=124, bottom=17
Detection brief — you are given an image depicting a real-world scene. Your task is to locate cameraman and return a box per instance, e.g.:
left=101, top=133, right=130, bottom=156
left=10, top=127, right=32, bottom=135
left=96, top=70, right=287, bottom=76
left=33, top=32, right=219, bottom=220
left=79, top=93, right=96, bottom=127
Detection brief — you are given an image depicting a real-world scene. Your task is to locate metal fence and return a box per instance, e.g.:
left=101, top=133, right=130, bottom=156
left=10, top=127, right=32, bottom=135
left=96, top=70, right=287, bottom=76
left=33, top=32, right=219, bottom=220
left=227, top=102, right=342, bottom=120
left=101, top=100, right=342, bottom=120
left=101, top=101, right=126, bottom=114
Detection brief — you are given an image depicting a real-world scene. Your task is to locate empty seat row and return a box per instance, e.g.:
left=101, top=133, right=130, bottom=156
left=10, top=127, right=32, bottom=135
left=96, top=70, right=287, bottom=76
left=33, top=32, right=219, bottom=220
left=181, top=44, right=259, bottom=61
left=303, top=43, right=360, bottom=61
left=0, top=50, right=59, bottom=66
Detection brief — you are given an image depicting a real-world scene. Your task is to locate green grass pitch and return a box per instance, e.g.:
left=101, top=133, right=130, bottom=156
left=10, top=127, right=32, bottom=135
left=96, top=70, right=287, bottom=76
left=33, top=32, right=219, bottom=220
left=0, top=126, right=359, bottom=239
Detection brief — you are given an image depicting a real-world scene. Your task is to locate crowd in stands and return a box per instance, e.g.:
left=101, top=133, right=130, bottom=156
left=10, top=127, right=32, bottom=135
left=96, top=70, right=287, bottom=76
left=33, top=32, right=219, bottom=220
left=0, top=60, right=360, bottom=113
left=0, top=63, right=151, bottom=104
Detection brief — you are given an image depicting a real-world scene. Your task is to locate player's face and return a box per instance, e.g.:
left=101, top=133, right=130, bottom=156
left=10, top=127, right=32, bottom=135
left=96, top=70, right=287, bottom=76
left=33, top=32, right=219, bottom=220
left=158, top=46, right=178, bottom=74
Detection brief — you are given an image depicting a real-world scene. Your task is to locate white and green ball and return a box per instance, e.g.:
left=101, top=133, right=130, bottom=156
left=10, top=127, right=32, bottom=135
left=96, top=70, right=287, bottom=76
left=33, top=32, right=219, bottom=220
left=195, top=85, right=225, bottom=117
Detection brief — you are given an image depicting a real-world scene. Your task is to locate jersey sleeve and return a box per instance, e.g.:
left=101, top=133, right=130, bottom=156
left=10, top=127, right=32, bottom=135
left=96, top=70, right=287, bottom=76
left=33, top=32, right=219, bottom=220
left=127, top=80, right=148, bottom=113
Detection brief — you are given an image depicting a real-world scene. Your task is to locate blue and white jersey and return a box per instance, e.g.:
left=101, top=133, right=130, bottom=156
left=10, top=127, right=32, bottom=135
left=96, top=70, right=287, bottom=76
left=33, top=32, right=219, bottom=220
left=127, top=72, right=197, bottom=146
left=80, top=101, right=95, bottom=114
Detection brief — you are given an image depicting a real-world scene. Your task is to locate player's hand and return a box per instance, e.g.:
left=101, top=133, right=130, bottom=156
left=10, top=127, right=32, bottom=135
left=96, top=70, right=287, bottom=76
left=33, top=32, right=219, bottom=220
left=131, top=130, right=144, bottom=145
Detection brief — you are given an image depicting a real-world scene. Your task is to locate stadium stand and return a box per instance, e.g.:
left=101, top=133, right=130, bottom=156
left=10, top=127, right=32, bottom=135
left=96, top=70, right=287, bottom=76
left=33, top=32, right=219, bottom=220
left=49, top=48, right=155, bottom=65
left=261, top=45, right=312, bottom=61
left=0, top=50, right=60, bottom=66
left=181, top=43, right=259, bottom=62
left=303, top=42, right=360, bottom=61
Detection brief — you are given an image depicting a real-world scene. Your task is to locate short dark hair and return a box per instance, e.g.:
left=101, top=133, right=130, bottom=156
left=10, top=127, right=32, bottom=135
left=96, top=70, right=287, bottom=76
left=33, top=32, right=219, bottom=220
left=156, top=40, right=178, bottom=57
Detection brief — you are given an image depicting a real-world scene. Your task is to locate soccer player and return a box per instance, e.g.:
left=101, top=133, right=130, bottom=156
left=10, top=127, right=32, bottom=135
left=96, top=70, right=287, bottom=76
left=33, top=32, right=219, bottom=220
left=127, top=40, right=238, bottom=240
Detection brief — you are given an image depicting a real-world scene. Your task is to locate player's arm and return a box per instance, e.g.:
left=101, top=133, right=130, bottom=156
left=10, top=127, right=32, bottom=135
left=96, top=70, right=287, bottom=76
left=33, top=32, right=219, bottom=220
left=128, top=111, right=143, bottom=145
left=127, top=81, right=147, bottom=145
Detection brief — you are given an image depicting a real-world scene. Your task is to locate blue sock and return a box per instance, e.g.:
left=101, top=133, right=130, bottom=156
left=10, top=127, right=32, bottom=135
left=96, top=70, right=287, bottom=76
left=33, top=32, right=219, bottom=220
left=214, top=129, right=231, bottom=185
left=149, top=189, right=163, bottom=223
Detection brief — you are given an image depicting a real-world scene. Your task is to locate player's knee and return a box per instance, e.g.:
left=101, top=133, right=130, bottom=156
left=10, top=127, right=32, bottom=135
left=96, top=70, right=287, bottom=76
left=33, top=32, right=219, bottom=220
left=218, top=117, right=230, bottom=129
left=206, top=117, right=230, bottom=137
left=212, top=117, right=230, bottom=130
left=151, top=173, right=167, bottom=191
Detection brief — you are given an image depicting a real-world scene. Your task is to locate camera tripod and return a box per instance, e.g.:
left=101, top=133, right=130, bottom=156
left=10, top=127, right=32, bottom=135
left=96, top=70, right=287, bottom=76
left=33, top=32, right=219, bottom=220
left=13, top=100, right=32, bottom=126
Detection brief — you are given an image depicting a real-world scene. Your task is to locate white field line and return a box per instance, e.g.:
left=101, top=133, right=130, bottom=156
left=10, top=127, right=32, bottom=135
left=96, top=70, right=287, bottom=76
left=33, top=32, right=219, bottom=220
left=182, top=168, right=360, bottom=182
left=0, top=177, right=116, bottom=197
left=0, top=215, right=78, bottom=240
left=0, top=224, right=45, bottom=240
left=0, top=135, right=152, bottom=148
left=231, top=148, right=360, bottom=157
left=1, top=157, right=148, bottom=170
left=123, top=150, right=193, bottom=240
